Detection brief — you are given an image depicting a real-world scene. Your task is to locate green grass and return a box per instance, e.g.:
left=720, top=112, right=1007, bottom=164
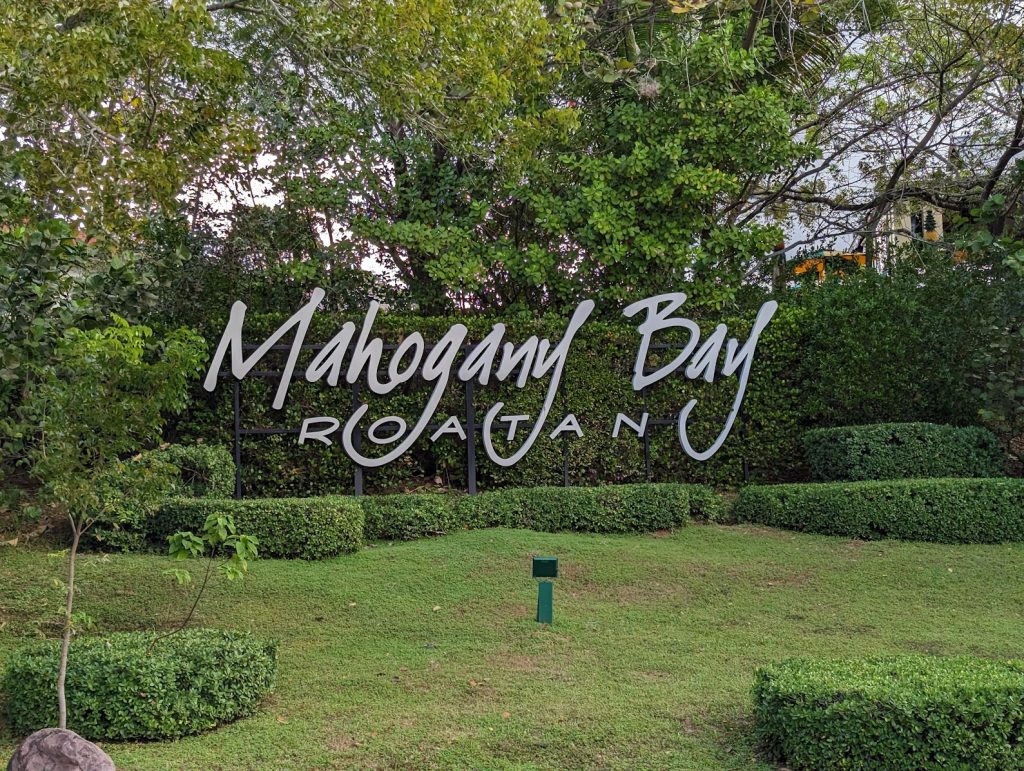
left=1, top=525, right=1023, bottom=770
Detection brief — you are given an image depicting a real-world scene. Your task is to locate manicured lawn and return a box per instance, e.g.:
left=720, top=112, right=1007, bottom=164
left=1, top=525, right=1023, bottom=769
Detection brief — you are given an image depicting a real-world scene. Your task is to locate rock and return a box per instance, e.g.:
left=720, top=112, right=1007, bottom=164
left=6, top=728, right=114, bottom=771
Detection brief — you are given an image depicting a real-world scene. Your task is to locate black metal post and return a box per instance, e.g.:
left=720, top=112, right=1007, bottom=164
left=465, top=378, right=477, bottom=494
left=351, top=379, right=364, bottom=496
left=642, top=386, right=652, bottom=482
left=232, top=379, right=242, bottom=499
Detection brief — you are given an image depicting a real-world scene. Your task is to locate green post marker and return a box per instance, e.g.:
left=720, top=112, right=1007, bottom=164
left=532, top=556, right=558, bottom=624
left=536, top=581, right=553, bottom=624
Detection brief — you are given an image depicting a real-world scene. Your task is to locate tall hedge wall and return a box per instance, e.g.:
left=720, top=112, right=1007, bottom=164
left=175, top=307, right=810, bottom=495
left=172, top=278, right=996, bottom=496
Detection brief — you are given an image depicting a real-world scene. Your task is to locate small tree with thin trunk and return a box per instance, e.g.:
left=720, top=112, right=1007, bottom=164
left=27, top=317, right=204, bottom=729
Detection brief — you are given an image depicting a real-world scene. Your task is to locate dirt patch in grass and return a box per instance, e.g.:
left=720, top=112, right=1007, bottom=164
left=486, top=653, right=541, bottom=673
left=760, top=569, right=814, bottom=589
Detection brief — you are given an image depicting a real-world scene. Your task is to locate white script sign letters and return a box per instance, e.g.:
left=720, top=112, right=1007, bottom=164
left=203, top=290, right=778, bottom=467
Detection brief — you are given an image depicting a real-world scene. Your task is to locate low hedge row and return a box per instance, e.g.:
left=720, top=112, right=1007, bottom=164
left=151, top=496, right=365, bottom=559
left=361, top=483, right=723, bottom=541
left=753, top=655, right=1024, bottom=770
left=140, top=483, right=721, bottom=554
left=803, top=422, right=1005, bottom=481
left=3, top=629, right=277, bottom=741
left=732, top=477, right=1024, bottom=543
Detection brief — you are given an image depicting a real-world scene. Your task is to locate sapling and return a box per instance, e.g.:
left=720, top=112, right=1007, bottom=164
left=155, top=513, right=258, bottom=650
left=27, top=318, right=205, bottom=729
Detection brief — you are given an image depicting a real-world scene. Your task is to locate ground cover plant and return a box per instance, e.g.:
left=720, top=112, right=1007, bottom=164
left=2, top=525, right=1022, bottom=769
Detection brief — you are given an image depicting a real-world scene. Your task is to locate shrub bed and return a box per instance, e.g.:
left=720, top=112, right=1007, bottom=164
left=802, top=422, right=1005, bottom=481
left=362, top=493, right=482, bottom=541
left=360, top=483, right=721, bottom=541
left=152, top=496, right=364, bottom=559
left=149, top=443, right=236, bottom=498
left=733, top=477, right=1024, bottom=543
left=87, top=444, right=235, bottom=552
left=3, top=629, right=277, bottom=741
left=463, top=483, right=695, bottom=533
left=753, top=655, right=1024, bottom=770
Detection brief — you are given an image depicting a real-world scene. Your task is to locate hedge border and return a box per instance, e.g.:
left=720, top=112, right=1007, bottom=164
left=803, top=422, right=1005, bottom=481
left=753, top=655, right=1024, bottom=770
left=732, top=477, right=1024, bottom=543
left=361, top=483, right=722, bottom=541
left=151, top=496, right=365, bottom=559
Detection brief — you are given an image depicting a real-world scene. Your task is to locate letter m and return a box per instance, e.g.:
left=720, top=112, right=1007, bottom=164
left=203, top=289, right=325, bottom=409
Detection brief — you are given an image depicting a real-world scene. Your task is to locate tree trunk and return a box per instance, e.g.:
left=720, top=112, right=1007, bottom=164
left=57, top=525, right=81, bottom=730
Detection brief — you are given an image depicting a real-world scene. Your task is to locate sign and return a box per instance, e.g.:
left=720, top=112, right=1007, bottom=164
left=203, top=289, right=778, bottom=468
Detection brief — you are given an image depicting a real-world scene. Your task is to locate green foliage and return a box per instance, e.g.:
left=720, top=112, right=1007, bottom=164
left=85, top=453, right=180, bottom=553
left=26, top=319, right=206, bottom=533
left=733, top=478, right=1024, bottom=543
left=803, top=422, right=1005, bottom=481
left=753, top=655, right=1024, bottom=770
left=152, top=497, right=364, bottom=560
left=362, top=493, right=478, bottom=541
left=175, top=305, right=809, bottom=495
left=3, top=630, right=277, bottom=741
left=0, top=1, right=253, bottom=235
left=149, top=444, right=236, bottom=499
left=0, top=168, right=183, bottom=471
left=141, top=484, right=722, bottom=550
left=86, top=445, right=234, bottom=552
left=518, top=22, right=807, bottom=309
left=788, top=265, right=989, bottom=428
left=361, top=483, right=720, bottom=541
left=168, top=512, right=258, bottom=584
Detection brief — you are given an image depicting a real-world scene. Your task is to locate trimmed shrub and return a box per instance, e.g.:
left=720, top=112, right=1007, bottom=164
left=685, top=484, right=727, bottom=523
left=753, top=655, right=1024, bottom=770
left=461, top=483, right=698, bottom=534
left=150, top=443, right=235, bottom=498
left=3, top=629, right=277, bottom=741
left=87, top=444, right=235, bottom=552
left=151, top=496, right=364, bottom=559
left=360, top=483, right=721, bottom=541
left=803, top=422, right=1005, bottom=481
left=733, top=477, right=1024, bottom=543
left=362, top=493, right=475, bottom=541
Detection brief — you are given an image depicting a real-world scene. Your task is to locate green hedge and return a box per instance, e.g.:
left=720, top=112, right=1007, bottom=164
left=87, top=444, right=235, bottom=553
left=152, top=496, right=364, bottom=559
left=803, top=422, right=1005, bottom=481
left=753, top=655, right=1024, bottom=770
left=362, top=493, right=482, bottom=541
left=3, top=629, right=277, bottom=741
left=173, top=307, right=811, bottom=494
left=733, top=478, right=1024, bottom=543
left=149, top=443, right=236, bottom=497
left=362, top=483, right=721, bottom=541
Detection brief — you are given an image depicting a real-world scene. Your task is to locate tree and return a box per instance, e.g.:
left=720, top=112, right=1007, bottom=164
left=0, top=165, right=184, bottom=475
left=26, top=318, right=205, bottom=729
left=741, top=0, right=1024, bottom=256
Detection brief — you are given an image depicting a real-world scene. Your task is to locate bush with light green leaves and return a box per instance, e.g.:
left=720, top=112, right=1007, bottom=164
left=753, top=655, right=1024, bottom=770
left=3, top=629, right=277, bottom=741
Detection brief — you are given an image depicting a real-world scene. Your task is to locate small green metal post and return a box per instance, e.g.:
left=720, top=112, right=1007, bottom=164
left=532, top=556, right=557, bottom=625
left=536, top=581, right=553, bottom=624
